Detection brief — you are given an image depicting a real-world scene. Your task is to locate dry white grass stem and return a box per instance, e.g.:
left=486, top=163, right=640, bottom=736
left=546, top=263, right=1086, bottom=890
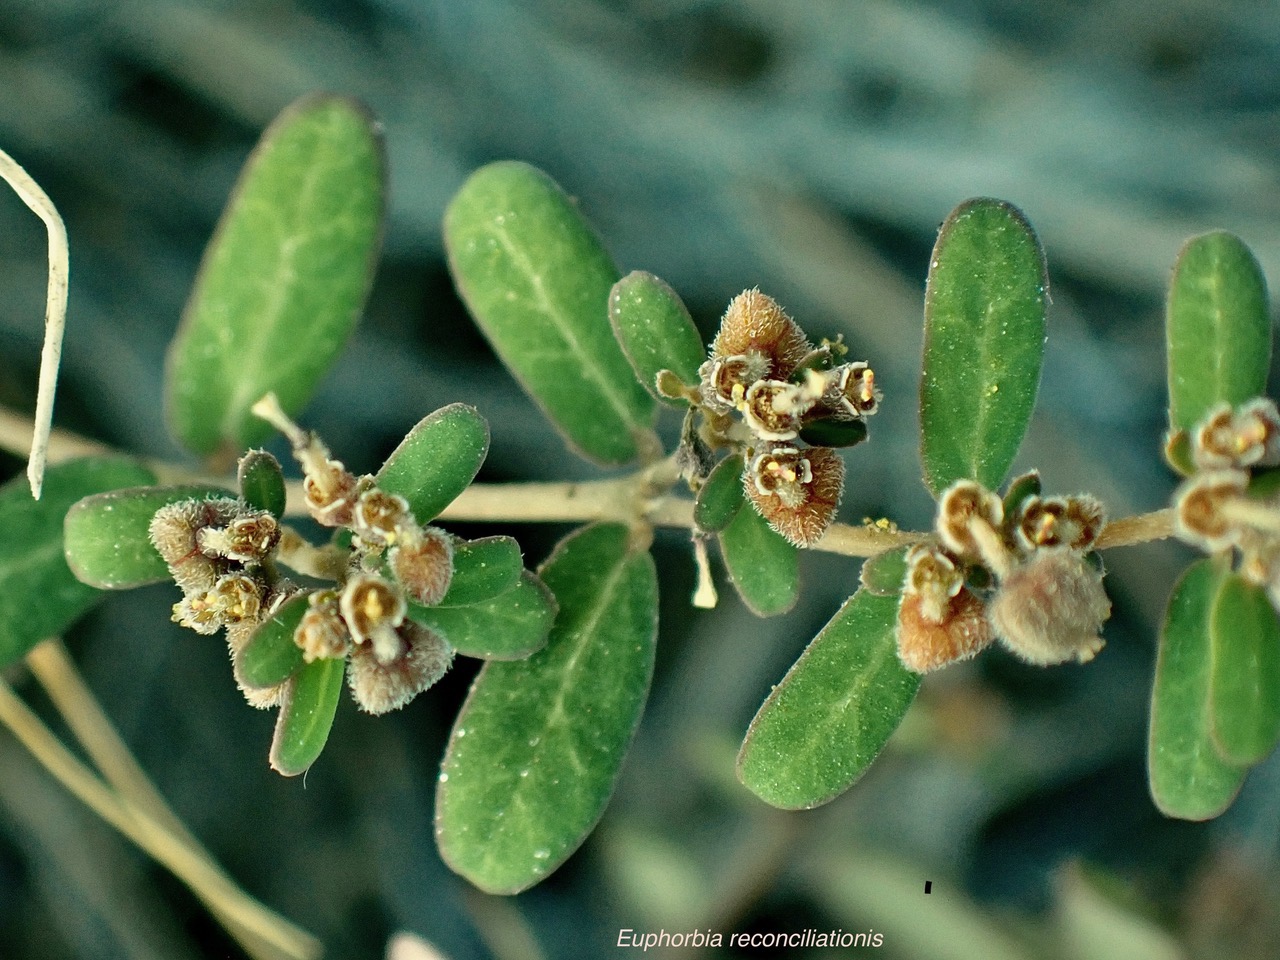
left=0, top=148, right=68, bottom=500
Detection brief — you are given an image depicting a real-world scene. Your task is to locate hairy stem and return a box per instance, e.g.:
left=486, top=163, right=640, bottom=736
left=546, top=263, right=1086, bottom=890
left=0, top=404, right=1176, bottom=556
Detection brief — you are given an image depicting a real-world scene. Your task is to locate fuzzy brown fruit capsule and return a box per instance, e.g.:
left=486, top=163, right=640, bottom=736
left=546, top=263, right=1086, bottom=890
left=709, top=288, right=811, bottom=376
left=744, top=445, right=844, bottom=546
left=347, top=622, right=454, bottom=715
left=390, top=527, right=455, bottom=607
left=988, top=549, right=1110, bottom=666
left=896, top=587, right=994, bottom=673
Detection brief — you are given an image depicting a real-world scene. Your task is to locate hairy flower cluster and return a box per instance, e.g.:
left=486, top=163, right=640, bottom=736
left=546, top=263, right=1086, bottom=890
left=150, top=496, right=280, bottom=635
left=895, top=475, right=1110, bottom=673
left=151, top=400, right=458, bottom=717
left=691, top=289, right=881, bottom=546
left=1173, top=398, right=1280, bottom=608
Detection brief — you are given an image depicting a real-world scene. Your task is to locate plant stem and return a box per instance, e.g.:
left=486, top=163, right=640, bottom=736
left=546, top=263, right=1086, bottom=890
left=0, top=660, right=321, bottom=960
left=0, top=404, right=1178, bottom=556
left=1095, top=507, right=1175, bottom=548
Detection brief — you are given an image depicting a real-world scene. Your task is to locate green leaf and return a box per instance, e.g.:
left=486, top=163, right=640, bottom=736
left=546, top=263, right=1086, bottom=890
left=237, top=592, right=310, bottom=689
left=435, top=523, right=657, bottom=893
left=718, top=502, right=799, bottom=617
left=438, top=536, right=524, bottom=607
left=797, top=417, right=868, bottom=449
left=608, top=270, right=706, bottom=406
left=859, top=547, right=909, bottom=597
left=1149, top=559, right=1247, bottom=820
left=269, top=655, right=345, bottom=777
left=737, top=588, right=921, bottom=809
left=444, top=161, right=656, bottom=464
left=693, top=454, right=744, bottom=533
left=166, top=94, right=385, bottom=460
left=237, top=450, right=287, bottom=518
left=64, top=484, right=232, bottom=589
left=375, top=404, right=489, bottom=526
left=1001, top=469, right=1041, bottom=518
left=920, top=198, right=1048, bottom=497
left=0, top=458, right=156, bottom=668
left=1209, top=574, right=1280, bottom=765
left=409, top=571, right=557, bottom=661
left=1166, top=231, right=1271, bottom=439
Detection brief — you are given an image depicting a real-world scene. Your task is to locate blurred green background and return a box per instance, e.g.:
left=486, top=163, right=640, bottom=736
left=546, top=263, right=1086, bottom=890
left=2, top=1, right=1279, bottom=957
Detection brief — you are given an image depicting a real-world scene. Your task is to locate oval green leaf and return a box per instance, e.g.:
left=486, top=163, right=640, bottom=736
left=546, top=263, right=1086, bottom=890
left=0, top=458, right=157, bottom=668
left=608, top=270, right=706, bottom=406
left=409, top=571, right=556, bottom=661
left=64, top=484, right=232, bottom=589
left=435, top=523, right=657, bottom=893
left=237, top=450, right=287, bottom=518
left=797, top=417, right=868, bottom=449
left=1001, top=469, right=1042, bottom=518
left=237, top=592, right=310, bottom=690
left=376, top=403, right=489, bottom=526
left=1209, top=573, right=1280, bottom=765
left=438, top=536, right=524, bottom=608
left=859, top=546, right=908, bottom=597
left=718, top=502, right=799, bottom=617
left=693, top=454, right=744, bottom=533
left=444, top=161, right=656, bottom=465
left=737, top=588, right=921, bottom=809
left=920, top=198, right=1048, bottom=497
left=1149, top=559, right=1248, bottom=820
left=269, top=655, right=345, bottom=777
left=166, top=94, right=385, bottom=460
left=1166, top=232, right=1271, bottom=440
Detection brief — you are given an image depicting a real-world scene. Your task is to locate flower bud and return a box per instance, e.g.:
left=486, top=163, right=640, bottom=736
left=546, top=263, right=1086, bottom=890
left=988, top=549, right=1110, bottom=665
left=347, top=622, right=454, bottom=715
left=745, top=445, right=844, bottom=546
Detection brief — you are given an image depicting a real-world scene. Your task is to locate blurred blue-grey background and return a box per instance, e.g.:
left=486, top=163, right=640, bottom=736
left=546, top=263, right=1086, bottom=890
left=2, top=1, right=1279, bottom=958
